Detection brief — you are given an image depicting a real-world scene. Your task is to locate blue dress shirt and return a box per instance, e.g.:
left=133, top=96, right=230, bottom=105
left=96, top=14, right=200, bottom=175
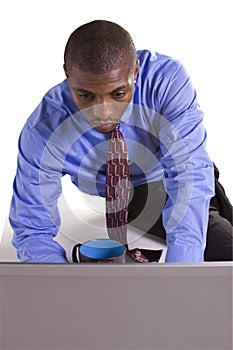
left=9, top=50, right=215, bottom=263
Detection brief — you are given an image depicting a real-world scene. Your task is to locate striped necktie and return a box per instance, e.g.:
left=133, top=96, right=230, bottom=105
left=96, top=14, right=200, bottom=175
left=105, top=124, right=130, bottom=244
left=105, top=125, right=153, bottom=263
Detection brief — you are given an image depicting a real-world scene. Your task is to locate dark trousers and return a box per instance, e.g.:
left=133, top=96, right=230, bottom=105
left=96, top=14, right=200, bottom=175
left=128, top=178, right=233, bottom=262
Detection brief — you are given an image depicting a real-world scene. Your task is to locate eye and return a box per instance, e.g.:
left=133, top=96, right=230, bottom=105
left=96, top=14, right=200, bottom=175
left=78, top=93, right=94, bottom=101
left=112, top=91, right=127, bottom=99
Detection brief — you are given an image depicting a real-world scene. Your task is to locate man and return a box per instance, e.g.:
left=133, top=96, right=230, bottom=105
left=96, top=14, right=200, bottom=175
left=9, top=20, right=232, bottom=263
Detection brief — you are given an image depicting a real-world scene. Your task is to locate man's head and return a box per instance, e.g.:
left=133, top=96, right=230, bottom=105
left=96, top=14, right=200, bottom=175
left=64, top=20, right=137, bottom=74
left=63, top=20, right=139, bottom=133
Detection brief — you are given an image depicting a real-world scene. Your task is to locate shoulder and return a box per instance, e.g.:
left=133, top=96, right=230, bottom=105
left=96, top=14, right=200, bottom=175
left=23, top=80, right=78, bottom=139
left=43, top=79, right=76, bottom=111
left=135, top=50, right=191, bottom=109
left=18, top=80, right=79, bottom=163
left=136, top=49, right=187, bottom=80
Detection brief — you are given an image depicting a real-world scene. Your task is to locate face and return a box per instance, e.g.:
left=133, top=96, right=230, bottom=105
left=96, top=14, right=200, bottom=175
left=64, top=61, right=139, bottom=133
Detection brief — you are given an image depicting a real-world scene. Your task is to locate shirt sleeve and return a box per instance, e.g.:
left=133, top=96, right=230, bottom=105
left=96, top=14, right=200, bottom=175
left=9, top=123, right=68, bottom=263
left=158, top=61, right=215, bottom=262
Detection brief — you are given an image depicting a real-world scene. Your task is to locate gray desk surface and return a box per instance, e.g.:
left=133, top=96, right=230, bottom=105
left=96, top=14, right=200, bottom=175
left=1, top=212, right=232, bottom=350
left=1, top=263, right=232, bottom=350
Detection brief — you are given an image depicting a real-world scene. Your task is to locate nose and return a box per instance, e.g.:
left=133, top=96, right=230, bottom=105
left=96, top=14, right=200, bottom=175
left=92, top=99, right=114, bottom=122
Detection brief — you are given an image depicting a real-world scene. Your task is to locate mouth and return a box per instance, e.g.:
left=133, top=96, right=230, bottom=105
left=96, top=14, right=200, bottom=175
left=92, top=121, right=119, bottom=132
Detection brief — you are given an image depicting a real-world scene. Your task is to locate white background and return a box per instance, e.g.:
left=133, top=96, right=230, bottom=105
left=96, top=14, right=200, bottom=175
left=0, top=0, right=232, bottom=236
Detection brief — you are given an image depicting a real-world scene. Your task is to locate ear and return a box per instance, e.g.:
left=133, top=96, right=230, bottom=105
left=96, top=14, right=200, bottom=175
left=63, top=64, right=69, bottom=78
left=134, top=59, right=140, bottom=82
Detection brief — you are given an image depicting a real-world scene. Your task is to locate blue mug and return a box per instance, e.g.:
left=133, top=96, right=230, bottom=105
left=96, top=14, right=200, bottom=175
left=72, top=239, right=126, bottom=263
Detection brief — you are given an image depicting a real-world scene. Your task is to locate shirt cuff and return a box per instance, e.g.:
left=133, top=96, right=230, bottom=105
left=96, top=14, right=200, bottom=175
left=165, top=244, right=204, bottom=263
left=17, top=238, right=68, bottom=263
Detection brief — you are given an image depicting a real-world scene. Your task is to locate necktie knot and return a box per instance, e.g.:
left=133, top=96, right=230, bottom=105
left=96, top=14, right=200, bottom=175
left=107, top=125, right=128, bottom=163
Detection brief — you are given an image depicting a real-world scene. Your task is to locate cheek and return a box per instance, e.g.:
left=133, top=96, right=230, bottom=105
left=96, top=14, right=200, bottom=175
left=80, top=108, right=94, bottom=122
left=70, top=93, right=85, bottom=109
left=117, top=103, right=128, bottom=117
left=70, top=92, right=78, bottom=106
left=70, top=95, right=93, bottom=122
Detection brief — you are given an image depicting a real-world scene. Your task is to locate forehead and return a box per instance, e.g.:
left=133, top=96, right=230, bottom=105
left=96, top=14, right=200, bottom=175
left=68, top=64, right=133, bottom=93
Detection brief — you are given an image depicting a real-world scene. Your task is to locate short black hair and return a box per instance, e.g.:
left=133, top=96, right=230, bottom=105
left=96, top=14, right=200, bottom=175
left=64, top=20, right=137, bottom=73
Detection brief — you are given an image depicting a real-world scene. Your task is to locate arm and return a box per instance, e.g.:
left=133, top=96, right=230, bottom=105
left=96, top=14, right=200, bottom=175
left=158, top=62, right=214, bottom=262
left=9, top=123, right=67, bottom=263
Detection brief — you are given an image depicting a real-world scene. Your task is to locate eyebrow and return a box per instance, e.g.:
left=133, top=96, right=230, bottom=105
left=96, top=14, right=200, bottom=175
left=72, top=85, right=129, bottom=94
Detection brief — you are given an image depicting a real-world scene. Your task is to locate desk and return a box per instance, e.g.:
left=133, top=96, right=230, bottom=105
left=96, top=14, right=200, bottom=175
left=0, top=212, right=232, bottom=350
left=0, top=210, right=167, bottom=263
left=0, top=262, right=232, bottom=350
left=56, top=209, right=167, bottom=263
